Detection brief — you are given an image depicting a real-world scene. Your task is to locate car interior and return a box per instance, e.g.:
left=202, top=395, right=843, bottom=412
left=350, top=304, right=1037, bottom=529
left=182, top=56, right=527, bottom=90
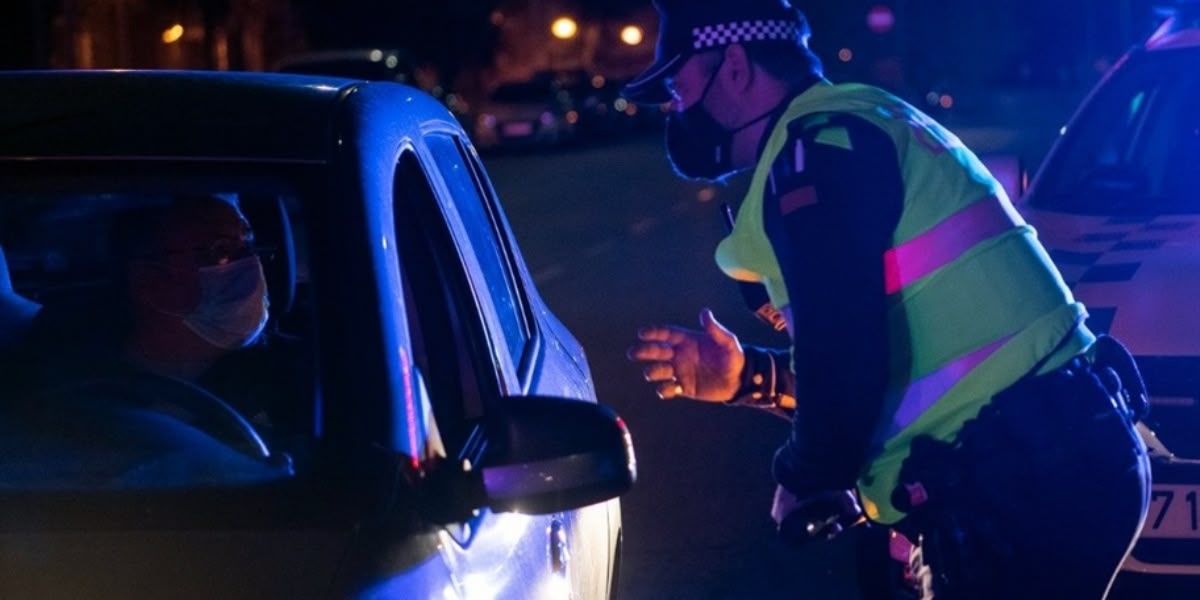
left=0, top=186, right=317, bottom=490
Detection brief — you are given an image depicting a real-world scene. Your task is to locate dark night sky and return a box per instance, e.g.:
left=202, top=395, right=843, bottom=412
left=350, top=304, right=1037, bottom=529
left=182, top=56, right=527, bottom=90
left=293, top=0, right=661, bottom=85
left=298, top=0, right=650, bottom=47
left=294, top=0, right=1160, bottom=80
left=0, top=0, right=1169, bottom=86
left=290, top=0, right=1161, bottom=94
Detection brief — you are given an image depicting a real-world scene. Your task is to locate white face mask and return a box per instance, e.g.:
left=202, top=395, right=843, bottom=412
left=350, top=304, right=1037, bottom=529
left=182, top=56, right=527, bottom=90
left=178, top=256, right=270, bottom=350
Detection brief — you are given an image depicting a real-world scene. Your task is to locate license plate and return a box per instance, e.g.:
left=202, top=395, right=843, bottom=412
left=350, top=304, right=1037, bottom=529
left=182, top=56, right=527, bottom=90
left=1142, top=484, right=1200, bottom=539
left=501, top=121, right=534, bottom=137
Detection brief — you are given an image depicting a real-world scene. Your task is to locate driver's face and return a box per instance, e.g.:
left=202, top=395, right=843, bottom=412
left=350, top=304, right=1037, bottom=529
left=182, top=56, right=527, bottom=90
left=137, top=200, right=257, bottom=313
left=156, top=203, right=254, bottom=271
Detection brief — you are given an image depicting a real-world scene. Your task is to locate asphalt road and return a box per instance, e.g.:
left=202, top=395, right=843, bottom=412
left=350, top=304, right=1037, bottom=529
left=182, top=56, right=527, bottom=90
left=486, top=136, right=866, bottom=599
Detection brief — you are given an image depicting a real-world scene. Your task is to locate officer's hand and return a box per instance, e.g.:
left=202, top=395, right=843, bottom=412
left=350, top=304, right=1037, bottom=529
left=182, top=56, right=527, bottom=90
left=772, top=486, right=863, bottom=546
left=626, top=308, right=744, bottom=403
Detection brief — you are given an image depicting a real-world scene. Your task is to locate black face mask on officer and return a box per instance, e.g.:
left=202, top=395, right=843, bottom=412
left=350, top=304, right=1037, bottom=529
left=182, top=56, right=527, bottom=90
left=666, top=55, right=732, bottom=181
left=666, top=54, right=785, bottom=181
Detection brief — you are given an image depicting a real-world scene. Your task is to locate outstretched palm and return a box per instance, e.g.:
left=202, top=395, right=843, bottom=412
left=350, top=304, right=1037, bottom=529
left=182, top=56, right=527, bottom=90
left=627, top=309, right=745, bottom=403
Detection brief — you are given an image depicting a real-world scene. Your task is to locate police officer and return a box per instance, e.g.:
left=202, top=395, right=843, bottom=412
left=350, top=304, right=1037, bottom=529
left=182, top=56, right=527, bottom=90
left=622, top=1, right=1150, bottom=597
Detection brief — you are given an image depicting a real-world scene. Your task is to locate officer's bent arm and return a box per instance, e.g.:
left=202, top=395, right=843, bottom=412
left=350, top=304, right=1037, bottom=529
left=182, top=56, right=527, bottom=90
left=763, top=113, right=903, bottom=498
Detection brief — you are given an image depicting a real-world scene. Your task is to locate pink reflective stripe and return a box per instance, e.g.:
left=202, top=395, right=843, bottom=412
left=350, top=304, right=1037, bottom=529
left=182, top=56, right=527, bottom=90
left=886, top=336, right=1010, bottom=438
left=883, top=196, right=1021, bottom=294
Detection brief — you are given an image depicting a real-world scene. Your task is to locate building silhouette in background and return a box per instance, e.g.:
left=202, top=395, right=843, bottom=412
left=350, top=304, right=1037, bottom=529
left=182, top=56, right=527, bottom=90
left=488, top=0, right=655, bottom=85
left=37, top=0, right=304, bottom=71
left=0, top=0, right=1165, bottom=98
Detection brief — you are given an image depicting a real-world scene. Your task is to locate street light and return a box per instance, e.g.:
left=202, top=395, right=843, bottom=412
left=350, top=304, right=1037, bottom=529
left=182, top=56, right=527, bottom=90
left=620, top=25, right=644, bottom=46
left=551, top=17, right=578, bottom=40
left=162, top=24, right=184, bottom=44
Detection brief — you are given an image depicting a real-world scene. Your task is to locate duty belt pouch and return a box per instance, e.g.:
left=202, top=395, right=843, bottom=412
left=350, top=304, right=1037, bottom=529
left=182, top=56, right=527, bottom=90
left=1091, top=334, right=1150, bottom=422
left=890, top=434, right=1014, bottom=599
left=890, top=350, right=1141, bottom=598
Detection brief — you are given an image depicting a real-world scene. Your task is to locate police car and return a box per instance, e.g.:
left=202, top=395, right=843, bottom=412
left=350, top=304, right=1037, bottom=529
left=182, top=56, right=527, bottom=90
left=1016, top=2, right=1200, bottom=593
left=0, top=71, right=634, bottom=599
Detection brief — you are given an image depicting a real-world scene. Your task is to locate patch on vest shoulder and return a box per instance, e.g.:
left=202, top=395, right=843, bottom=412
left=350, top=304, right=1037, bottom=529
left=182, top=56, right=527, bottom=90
left=813, top=126, right=853, bottom=151
left=779, top=185, right=819, bottom=215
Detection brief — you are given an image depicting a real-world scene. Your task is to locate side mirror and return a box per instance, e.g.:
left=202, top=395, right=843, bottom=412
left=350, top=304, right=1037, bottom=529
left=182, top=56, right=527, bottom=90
left=479, top=396, right=636, bottom=515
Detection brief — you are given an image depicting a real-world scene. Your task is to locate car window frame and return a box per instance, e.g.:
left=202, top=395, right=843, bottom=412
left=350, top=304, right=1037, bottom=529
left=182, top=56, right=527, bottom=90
left=450, top=136, right=547, bottom=387
left=389, top=144, right=508, bottom=460
left=420, top=133, right=533, bottom=391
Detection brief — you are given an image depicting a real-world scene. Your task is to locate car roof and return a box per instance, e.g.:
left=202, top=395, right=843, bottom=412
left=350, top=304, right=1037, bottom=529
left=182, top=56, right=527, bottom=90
left=0, top=70, right=373, bottom=163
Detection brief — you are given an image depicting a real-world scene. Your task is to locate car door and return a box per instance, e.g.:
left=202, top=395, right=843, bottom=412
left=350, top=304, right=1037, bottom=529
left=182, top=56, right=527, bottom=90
left=389, top=141, right=570, bottom=599
left=433, top=132, right=620, bottom=599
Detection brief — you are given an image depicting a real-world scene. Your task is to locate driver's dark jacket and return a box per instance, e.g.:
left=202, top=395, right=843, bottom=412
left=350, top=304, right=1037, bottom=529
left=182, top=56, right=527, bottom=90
left=6, top=307, right=310, bottom=446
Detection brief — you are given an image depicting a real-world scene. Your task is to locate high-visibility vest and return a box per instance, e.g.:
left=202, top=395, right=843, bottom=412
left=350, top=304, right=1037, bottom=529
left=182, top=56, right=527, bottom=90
left=716, top=81, right=1094, bottom=524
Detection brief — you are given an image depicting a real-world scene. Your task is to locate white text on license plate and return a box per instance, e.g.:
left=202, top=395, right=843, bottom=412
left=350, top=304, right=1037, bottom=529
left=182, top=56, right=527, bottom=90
left=1143, top=484, right=1200, bottom=539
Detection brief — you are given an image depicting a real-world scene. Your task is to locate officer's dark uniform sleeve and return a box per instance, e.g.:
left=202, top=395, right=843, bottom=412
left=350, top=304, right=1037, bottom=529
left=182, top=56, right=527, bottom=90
left=763, top=113, right=904, bottom=498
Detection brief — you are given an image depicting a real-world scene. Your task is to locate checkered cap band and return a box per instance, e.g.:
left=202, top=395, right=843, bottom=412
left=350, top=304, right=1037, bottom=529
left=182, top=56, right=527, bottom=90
left=692, top=20, right=800, bottom=49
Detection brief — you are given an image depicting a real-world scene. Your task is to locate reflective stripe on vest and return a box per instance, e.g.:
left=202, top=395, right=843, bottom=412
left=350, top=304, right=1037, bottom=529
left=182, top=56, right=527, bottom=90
left=877, top=195, right=1027, bottom=436
left=716, top=82, right=1092, bottom=523
left=883, top=195, right=1025, bottom=295
left=882, top=335, right=1010, bottom=440
left=877, top=194, right=1028, bottom=435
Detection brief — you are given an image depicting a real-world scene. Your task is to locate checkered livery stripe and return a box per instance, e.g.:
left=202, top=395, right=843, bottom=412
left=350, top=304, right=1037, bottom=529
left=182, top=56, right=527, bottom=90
left=1048, top=215, right=1198, bottom=335
left=692, top=20, right=800, bottom=49
left=1055, top=214, right=1197, bottom=286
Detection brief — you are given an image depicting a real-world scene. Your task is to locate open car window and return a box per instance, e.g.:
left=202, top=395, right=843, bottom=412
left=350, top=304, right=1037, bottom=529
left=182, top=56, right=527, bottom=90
left=0, top=169, right=318, bottom=491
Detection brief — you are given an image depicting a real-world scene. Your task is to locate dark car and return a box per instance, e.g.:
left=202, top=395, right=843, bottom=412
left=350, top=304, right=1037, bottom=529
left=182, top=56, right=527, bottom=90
left=473, top=72, right=584, bottom=151
left=0, top=71, right=634, bottom=599
left=1013, top=4, right=1200, bottom=594
left=275, top=49, right=472, bottom=127
left=276, top=48, right=417, bottom=84
left=571, top=74, right=665, bottom=142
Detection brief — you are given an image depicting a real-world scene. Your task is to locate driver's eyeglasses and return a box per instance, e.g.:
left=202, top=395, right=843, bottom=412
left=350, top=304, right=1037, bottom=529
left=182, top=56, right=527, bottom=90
left=154, top=236, right=274, bottom=267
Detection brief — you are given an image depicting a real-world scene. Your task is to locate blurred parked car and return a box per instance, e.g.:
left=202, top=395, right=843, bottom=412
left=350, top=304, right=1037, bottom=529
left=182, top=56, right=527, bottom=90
left=0, top=70, right=634, bottom=599
left=275, top=49, right=473, bottom=128
left=572, top=74, right=666, bottom=142
left=276, top=48, right=416, bottom=84
left=472, top=70, right=663, bottom=151
left=474, top=72, right=583, bottom=151
left=1012, top=4, right=1200, bottom=595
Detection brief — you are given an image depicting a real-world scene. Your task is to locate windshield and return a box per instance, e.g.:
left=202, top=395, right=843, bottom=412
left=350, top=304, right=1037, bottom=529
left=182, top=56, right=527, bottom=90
left=0, top=166, right=317, bottom=492
left=1031, top=47, right=1200, bottom=215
